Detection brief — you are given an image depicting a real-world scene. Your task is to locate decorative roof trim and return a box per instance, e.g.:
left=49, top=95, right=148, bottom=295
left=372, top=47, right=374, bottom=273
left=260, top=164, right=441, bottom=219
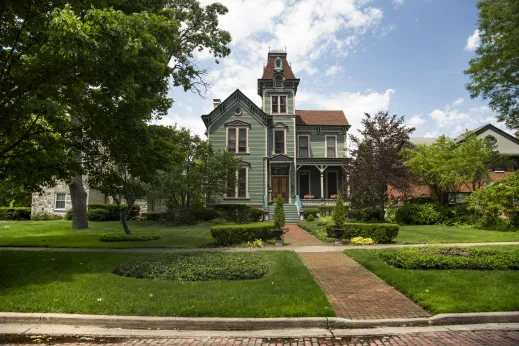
left=273, top=122, right=289, bottom=128
left=224, top=120, right=251, bottom=128
left=269, top=154, right=293, bottom=163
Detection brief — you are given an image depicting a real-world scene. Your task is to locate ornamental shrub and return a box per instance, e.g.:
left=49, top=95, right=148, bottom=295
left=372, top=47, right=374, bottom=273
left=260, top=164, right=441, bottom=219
left=307, top=214, right=315, bottom=222
left=88, top=203, right=140, bottom=221
left=405, top=195, right=435, bottom=205
left=210, top=222, right=276, bottom=246
left=303, top=209, right=319, bottom=218
left=350, top=237, right=374, bottom=245
left=297, top=221, right=331, bottom=242
left=87, top=208, right=111, bottom=221
left=0, top=207, right=31, bottom=220
left=376, top=247, right=519, bottom=270
left=30, top=212, right=63, bottom=220
left=213, top=204, right=250, bottom=223
left=332, top=192, right=347, bottom=228
left=395, top=203, right=450, bottom=225
left=100, top=232, right=161, bottom=242
left=248, top=208, right=264, bottom=222
left=273, top=195, right=285, bottom=230
left=318, top=205, right=335, bottom=216
left=65, top=209, right=73, bottom=220
left=326, top=222, right=399, bottom=243
left=114, top=252, right=269, bottom=281
left=191, top=208, right=220, bottom=222
left=140, top=212, right=162, bottom=221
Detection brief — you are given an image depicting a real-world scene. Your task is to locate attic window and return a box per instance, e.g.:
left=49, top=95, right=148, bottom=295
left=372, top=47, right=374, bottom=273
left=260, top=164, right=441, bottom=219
left=274, top=57, right=283, bottom=72
left=485, top=135, right=497, bottom=146
left=275, top=57, right=282, bottom=68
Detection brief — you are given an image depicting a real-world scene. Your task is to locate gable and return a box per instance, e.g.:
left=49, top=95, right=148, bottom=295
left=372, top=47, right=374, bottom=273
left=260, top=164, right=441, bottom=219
left=476, top=127, right=519, bottom=156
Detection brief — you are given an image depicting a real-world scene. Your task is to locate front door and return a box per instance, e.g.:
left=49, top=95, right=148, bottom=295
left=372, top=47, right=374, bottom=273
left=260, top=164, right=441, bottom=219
left=272, top=176, right=289, bottom=203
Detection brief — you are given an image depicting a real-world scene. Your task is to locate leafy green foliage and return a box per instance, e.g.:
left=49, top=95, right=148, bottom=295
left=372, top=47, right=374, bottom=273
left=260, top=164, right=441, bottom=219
left=88, top=203, right=140, bottom=221
left=115, top=253, right=269, bottom=281
left=396, top=203, right=450, bottom=225
left=190, top=208, right=220, bottom=222
left=87, top=209, right=111, bottom=222
left=326, top=222, right=399, bottom=243
left=465, top=0, right=519, bottom=128
left=466, top=171, right=519, bottom=230
left=350, top=237, right=374, bottom=245
left=100, top=233, right=160, bottom=242
left=303, top=209, right=319, bottom=218
left=307, top=214, right=315, bottom=222
left=210, top=222, right=276, bottom=246
left=297, top=222, right=333, bottom=242
left=213, top=204, right=262, bottom=223
left=0, top=207, right=31, bottom=220
left=332, top=192, right=347, bottom=228
left=273, top=195, right=285, bottom=230
left=140, top=212, right=162, bottom=221
left=350, top=112, right=415, bottom=221
left=376, top=247, right=519, bottom=270
left=317, top=205, right=335, bottom=216
left=30, top=212, right=64, bottom=221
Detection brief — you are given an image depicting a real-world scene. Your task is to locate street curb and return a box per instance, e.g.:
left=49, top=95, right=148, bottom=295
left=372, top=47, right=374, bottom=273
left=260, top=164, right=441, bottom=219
left=1, top=312, right=518, bottom=330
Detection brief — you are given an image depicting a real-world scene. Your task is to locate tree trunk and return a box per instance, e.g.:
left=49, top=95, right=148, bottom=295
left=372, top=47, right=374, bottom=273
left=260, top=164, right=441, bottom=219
left=115, top=198, right=133, bottom=235
left=379, top=191, right=385, bottom=222
left=69, top=175, right=89, bottom=230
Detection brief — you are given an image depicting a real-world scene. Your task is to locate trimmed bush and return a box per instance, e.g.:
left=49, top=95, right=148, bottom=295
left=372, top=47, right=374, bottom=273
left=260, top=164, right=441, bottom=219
left=297, top=221, right=332, bottom=242
left=0, top=207, right=31, bottom=220
left=326, top=222, right=399, bottom=243
left=395, top=203, right=451, bottom=225
left=318, top=205, right=334, bottom=216
left=405, top=195, right=435, bottom=205
left=100, top=232, right=160, bottom=242
left=211, top=222, right=276, bottom=246
left=191, top=208, right=220, bottom=222
left=350, top=237, right=374, bottom=245
left=88, top=203, right=140, bottom=221
left=114, top=252, right=269, bottom=281
left=303, top=209, right=319, bottom=218
left=307, top=214, right=315, bottom=222
left=273, top=195, right=285, bottom=229
left=65, top=209, right=73, bottom=220
left=376, top=247, right=519, bottom=270
left=140, top=212, right=162, bottom=221
left=214, top=204, right=249, bottom=223
left=348, top=208, right=381, bottom=222
left=248, top=208, right=264, bottom=223
left=87, top=208, right=110, bottom=221
left=30, top=212, right=63, bottom=221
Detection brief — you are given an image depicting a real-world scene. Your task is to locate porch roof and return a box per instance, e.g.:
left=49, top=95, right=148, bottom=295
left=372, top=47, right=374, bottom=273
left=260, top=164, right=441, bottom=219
left=297, top=157, right=348, bottom=167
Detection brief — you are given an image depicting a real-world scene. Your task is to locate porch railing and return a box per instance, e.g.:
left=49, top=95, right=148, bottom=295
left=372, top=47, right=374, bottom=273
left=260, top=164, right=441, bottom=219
left=301, top=199, right=340, bottom=207
left=295, top=195, right=302, bottom=214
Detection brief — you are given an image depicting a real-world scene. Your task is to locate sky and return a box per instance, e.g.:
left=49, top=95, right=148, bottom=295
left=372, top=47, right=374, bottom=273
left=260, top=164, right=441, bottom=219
left=159, top=0, right=508, bottom=140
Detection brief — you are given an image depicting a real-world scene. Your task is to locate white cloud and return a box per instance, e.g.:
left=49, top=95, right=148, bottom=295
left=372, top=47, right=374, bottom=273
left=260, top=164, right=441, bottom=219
left=325, top=65, right=342, bottom=76
left=157, top=111, right=207, bottom=137
left=407, top=114, right=425, bottom=126
left=452, top=98, right=464, bottom=106
left=393, top=0, right=404, bottom=6
left=424, top=131, right=438, bottom=138
left=465, top=29, right=481, bottom=52
left=379, top=24, right=396, bottom=38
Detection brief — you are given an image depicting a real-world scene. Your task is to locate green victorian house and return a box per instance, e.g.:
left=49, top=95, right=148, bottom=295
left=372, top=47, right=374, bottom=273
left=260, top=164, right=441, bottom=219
left=201, top=50, right=350, bottom=222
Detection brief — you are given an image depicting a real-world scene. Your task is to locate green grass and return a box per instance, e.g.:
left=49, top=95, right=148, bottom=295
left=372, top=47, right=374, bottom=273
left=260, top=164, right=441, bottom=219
left=395, top=225, right=519, bottom=244
left=0, top=220, right=213, bottom=248
left=345, top=246, right=519, bottom=314
left=0, top=251, right=334, bottom=317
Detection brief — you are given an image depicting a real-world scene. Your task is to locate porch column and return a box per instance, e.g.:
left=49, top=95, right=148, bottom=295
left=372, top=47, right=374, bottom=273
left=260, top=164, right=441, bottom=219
left=289, top=164, right=292, bottom=204
left=320, top=171, right=324, bottom=200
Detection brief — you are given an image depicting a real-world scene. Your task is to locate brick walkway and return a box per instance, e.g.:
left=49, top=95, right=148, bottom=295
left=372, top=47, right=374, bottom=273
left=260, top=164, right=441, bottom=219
left=4, top=330, right=519, bottom=345
left=299, top=252, right=430, bottom=319
left=284, top=224, right=326, bottom=247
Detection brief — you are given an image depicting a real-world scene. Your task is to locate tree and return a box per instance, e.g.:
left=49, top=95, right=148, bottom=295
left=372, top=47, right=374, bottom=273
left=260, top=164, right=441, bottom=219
left=0, top=0, right=231, bottom=229
left=465, top=0, right=519, bottom=129
left=273, top=195, right=285, bottom=230
left=332, top=192, right=346, bottom=228
left=349, top=112, right=415, bottom=221
left=85, top=125, right=175, bottom=234
left=151, top=126, right=241, bottom=213
left=402, top=135, right=460, bottom=201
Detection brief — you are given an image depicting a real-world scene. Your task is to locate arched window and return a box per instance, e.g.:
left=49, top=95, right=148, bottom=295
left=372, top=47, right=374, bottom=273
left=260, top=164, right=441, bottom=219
left=485, top=135, right=497, bottom=146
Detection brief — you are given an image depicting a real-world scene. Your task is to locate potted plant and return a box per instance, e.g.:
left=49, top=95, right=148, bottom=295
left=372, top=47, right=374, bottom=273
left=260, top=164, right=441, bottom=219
left=272, top=195, right=286, bottom=246
left=268, top=199, right=274, bottom=205
left=332, top=192, right=346, bottom=245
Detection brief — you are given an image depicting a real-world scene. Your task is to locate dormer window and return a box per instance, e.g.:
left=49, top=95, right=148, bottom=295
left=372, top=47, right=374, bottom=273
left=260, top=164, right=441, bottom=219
left=272, top=95, right=287, bottom=114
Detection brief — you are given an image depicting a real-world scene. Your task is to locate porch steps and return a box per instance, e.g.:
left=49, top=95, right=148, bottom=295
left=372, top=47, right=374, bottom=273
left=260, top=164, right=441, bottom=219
left=267, top=204, right=300, bottom=223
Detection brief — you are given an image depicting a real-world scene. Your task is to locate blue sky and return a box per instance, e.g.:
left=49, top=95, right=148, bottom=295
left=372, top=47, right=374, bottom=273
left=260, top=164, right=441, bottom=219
left=161, top=0, right=503, bottom=139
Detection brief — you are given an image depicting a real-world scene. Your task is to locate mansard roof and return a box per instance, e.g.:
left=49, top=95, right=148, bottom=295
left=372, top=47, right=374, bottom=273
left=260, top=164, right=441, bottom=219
left=295, top=110, right=349, bottom=126
left=262, top=55, right=297, bottom=79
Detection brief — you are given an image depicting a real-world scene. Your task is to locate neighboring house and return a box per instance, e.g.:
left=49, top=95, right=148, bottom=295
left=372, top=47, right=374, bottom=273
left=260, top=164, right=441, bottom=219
left=393, top=124, right=519, bottom=204
left=201, top=49, right=350, bottom=217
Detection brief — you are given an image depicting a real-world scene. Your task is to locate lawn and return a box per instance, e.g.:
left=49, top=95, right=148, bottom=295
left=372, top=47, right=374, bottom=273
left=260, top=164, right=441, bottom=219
left=345, top=246, right=519, bottom=314
left=0, top=220, right=213, bottom=248
left=0, top=250, right=334, bottom=317
left=396, top=225, right=519, bottom=244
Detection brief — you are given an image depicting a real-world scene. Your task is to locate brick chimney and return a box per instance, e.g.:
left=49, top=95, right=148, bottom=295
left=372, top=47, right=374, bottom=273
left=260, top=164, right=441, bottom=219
left=212, top=99, right=221, bottom=109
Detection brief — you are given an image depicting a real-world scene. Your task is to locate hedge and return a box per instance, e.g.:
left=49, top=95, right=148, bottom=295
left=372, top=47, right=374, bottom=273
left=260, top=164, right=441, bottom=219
left=88, top=203, right=140, bottom=221
left=303, top=209, right=319, bottom=218
left=213, top=204, right=262, bottom=223
left=395, top=203, right=450, bottom=225
left=140, top=212, right=162, bottom=221
left=100, top=232, right=160, bottom=242
left=30, top=212, right=63, bottom=220
left=191, top=208, right=220, bottom=222
left=326, top=222, right=399, bottom=243
left=87, top=208, right=111, bottom=221
left=210, top=222, right=276, bottom=245
left=0, top=207, right=31, bottom=220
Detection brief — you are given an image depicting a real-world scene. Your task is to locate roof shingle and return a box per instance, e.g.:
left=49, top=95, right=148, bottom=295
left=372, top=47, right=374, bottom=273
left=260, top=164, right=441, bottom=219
left=262, top=57, right=297, bottom=79
left=295, top=110, right=349, bottom=126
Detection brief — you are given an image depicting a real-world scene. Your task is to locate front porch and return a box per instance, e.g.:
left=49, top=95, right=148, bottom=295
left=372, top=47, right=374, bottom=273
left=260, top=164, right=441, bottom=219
left=296, top=158, right=348, bottom=207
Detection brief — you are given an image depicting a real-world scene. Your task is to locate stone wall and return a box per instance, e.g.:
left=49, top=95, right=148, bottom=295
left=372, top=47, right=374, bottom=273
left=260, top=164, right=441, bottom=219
left=31, top=181, right=75, bottom=216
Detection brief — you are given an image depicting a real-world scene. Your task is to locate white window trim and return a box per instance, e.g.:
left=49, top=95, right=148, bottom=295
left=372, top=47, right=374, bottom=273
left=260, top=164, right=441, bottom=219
left=225, top=167, right=249, bottom=199
left=271, top=94, right=288, bottom=115
left=273, top=129, right=287, bottom=155
left=298, top=170, right=312, bottom=196
left=226, top=127, right=249, bottom=154
left=54, top=192, right=66, bottom=211
left=325, top=170, right=339, bottom=199
left=297, top=135, right=310, bottom=157
left=325, top=135, right=337, bottom=158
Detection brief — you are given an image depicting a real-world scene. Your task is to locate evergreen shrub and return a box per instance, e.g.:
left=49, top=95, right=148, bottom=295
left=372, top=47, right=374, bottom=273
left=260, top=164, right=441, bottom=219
left=210, top=222, right=276, bottom=245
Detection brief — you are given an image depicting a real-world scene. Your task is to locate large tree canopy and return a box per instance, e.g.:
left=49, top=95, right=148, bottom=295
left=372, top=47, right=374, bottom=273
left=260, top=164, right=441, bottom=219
left=465, top=0, right=519, bottom=129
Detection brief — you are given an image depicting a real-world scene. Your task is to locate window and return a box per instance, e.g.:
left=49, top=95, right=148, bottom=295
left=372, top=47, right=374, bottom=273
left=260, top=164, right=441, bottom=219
left=55, top=193, right=66, bottom=210
left=274, top=130, right=286, bottom=154
left=271, top=95, right=287, bottom=114
left=326, top=136, right=336, bottom=158
left=227, top=167, right=248, bottom=198
left=227, top=128, right=248, bottom=153
left=447, top=192, right=470, bottom=205
left=298, top=136, right=309, bottom=157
